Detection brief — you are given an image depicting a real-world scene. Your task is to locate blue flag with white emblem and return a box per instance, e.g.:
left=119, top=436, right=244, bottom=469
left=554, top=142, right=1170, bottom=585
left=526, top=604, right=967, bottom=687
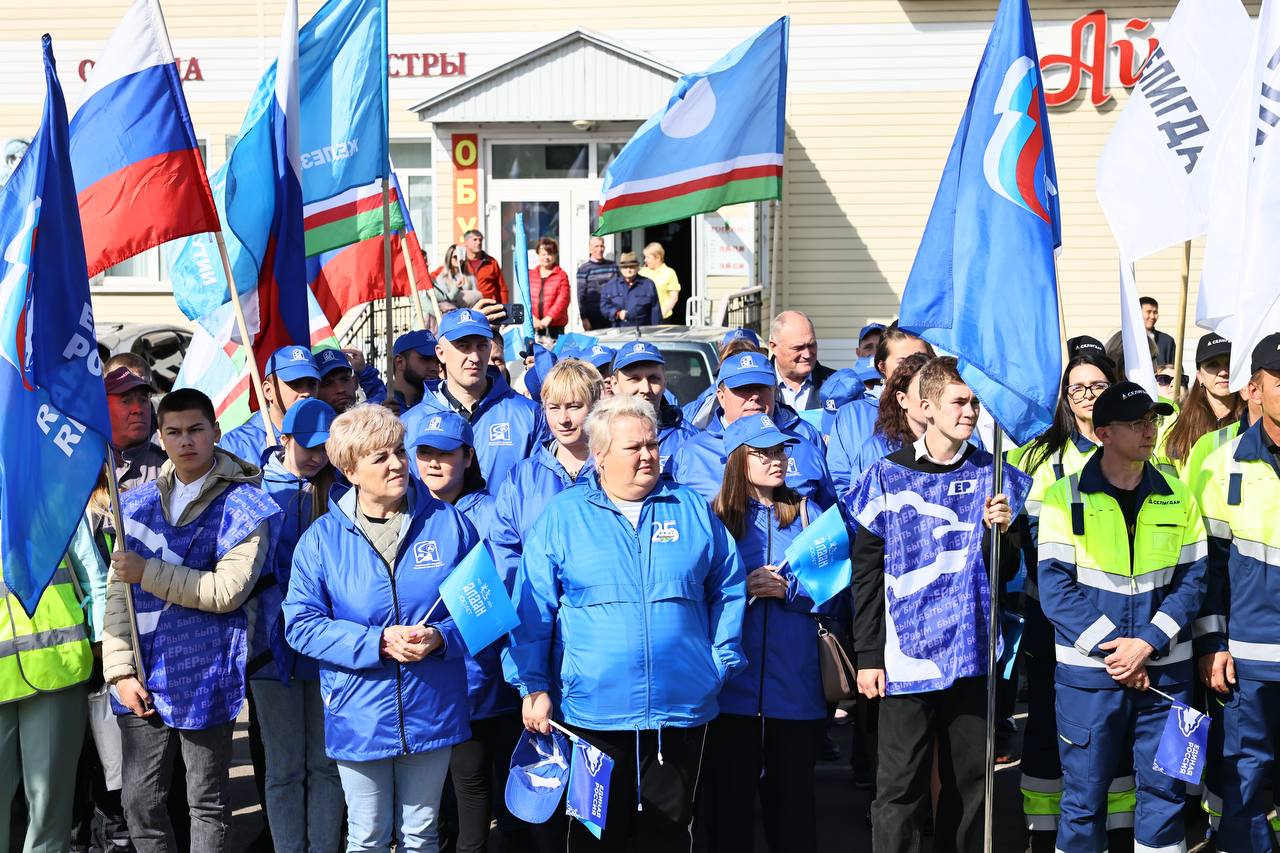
left=566, top=737, right=614, bottom=839
left=783, top=504, right=852, bottom=608
left=898, top=0, right=1061, bottom=445
left=437, top=542, right=520, bottom=655
left=0, top=37, right=111, bottom=614
left=1153, top=699, right=1210, bottom=785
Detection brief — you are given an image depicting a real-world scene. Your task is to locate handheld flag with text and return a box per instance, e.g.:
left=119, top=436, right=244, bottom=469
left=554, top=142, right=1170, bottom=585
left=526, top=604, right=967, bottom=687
left=69, top=0, right=220, bottom=278
left=0, top=37, right=112, bottom=614
left=898, top=0, right=1061, bottom=445
left=436, top=542, right=520, bottom=656
left=1153, top=698, right=1209, bottom=785
left=783, top=504, right=852, bottom=609
left=511, top=213, right=536, bottom=343
left=565, top=737, right=614, bottom=839
left=594, top=17, right=788, bottom=236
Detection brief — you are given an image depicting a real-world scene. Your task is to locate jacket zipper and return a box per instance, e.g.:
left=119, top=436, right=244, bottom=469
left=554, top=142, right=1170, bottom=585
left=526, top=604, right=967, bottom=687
left=355, top=521, right=411, bottom=755
left=634, top=507, right=653, bottom=731
left=758, top=515, right=771, bottom=718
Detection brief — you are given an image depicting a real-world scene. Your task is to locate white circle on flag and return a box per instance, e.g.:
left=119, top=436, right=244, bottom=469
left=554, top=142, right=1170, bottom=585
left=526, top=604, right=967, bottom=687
left=660, top=78, right=716, bottom=139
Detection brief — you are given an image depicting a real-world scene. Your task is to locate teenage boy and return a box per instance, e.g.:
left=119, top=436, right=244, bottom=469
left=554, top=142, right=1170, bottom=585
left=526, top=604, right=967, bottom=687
left=103, top=389, right=281, bottom=853
left=847, top=356, right=1029, bottom=853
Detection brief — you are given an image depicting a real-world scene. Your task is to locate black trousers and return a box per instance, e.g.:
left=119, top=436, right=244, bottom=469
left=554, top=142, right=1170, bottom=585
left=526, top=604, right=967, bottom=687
left=873, top=677, right=988, bottom=853
left=703, top=714, right=822, bottom=853
left=449, top=712, right=561, bottom=853
left=562, top=724, right=707, bottom=852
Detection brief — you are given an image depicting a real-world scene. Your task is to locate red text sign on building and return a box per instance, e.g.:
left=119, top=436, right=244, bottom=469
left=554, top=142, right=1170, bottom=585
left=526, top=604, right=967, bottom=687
left=388, top=53, right=467, bottom=78
left=1040, top=10, right=1158, bottom=107
left=452, top=134, right=479, bottom=243
left=78, top=57, right=204, bottom=82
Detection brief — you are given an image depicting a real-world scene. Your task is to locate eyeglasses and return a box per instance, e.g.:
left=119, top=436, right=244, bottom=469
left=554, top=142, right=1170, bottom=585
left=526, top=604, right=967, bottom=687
left=746, top=446, right=788, bottom=462
left=1154, top=375, right=1174, bottom=386
left=1066, top=381, right=1110, bottom=402
left=1111, top=415, right=1164, bottom=433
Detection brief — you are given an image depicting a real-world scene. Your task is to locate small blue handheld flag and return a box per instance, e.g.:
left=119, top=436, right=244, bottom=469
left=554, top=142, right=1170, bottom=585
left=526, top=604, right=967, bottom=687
left=784, top=504, right=852, bottom=608
left=1152, top=698, right=1210, bottom=785
left=566, top=737, right=614, bottom=839
left=437, top=542, right=520, bottom=656
left=511, top=213, right=536, bottom=342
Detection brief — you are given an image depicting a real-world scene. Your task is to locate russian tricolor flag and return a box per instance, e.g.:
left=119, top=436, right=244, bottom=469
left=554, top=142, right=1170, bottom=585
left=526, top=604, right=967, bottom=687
left=69, top=0, right=219, bottom=278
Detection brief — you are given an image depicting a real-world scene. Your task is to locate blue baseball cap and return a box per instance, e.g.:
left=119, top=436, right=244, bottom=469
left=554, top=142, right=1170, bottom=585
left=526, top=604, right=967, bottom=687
left=410, top=411, right=474, bottom=452
left=613, top=341, right=665, bottom=371
left=818, top=367, right=871, bottom=433
left=265, top=346, right=321, bottom=382
left=576, top=343, right=615, bottom=371
left=393, top=329, right=438, bottom=358
left=280, top=399, right=336, bottom=448
left=723, top=412, right=798, bottom=456
left=854, top=355, right=880, bottom=384
left=504, top=729, right=571, bottom=824
left=722, top=328, right=760, bottom=348
left=313, top=348, right=352, bottom=377
left=717, top=351, right=775, bottom=389
left=438, top=308, right=494, bottom=342
left=522, top=344, right=559, bottom=404
left=858, top=322, right=886, bottom=343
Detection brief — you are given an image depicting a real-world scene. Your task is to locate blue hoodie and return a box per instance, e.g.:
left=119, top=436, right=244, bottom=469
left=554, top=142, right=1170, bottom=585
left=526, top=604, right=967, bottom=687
left=502, top=474, right=746, bottom=731
left=719, top=498, right=832, bottom=720
left=402, top=369, right=548, bottom=492
left=668, top=403, right=835, bottom=508
left=826, top=396, right=880, bottom=499
left=283, top=483, right=476, bottom=761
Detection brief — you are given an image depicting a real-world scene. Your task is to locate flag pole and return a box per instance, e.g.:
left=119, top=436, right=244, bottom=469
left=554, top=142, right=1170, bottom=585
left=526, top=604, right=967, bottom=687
left=214, top=232, right=277, bottom=447
left=399, top=237, right=433, bottom=330
left=103, top=457, right=147, bottom=687
left=419, top=254, right=447, bottom=326
left=1172, top=239, right=1191, bottom=396
left=382, top=177, right=396, bottom=387
left=983, top=429, right=1004, bottom=853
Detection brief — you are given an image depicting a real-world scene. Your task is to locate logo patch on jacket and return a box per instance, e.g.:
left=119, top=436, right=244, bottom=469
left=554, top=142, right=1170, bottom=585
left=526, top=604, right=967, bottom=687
left=651, top=520, right=680, bottom=543
left=948, top=479, right=978, bottom=496
left=413, top=540, right=443, bottom=568
left=786, top=456, right=799, bottom=477
left=489, top=423, right=512, bottom=445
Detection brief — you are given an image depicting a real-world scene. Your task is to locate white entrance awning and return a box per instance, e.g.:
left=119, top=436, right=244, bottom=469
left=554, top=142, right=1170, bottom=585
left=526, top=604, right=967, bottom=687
left=409, top=29, right=681, bottom=124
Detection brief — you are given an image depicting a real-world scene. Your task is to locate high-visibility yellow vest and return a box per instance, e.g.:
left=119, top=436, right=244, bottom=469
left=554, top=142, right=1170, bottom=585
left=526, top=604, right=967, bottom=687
left=0, top=561, right=92, bottom=704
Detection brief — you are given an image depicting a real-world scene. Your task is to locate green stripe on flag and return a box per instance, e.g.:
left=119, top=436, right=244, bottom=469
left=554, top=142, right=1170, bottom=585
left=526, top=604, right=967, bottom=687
left=305, top=205, right=407, bottom=256
left=594, top=176, right=781, bottom=236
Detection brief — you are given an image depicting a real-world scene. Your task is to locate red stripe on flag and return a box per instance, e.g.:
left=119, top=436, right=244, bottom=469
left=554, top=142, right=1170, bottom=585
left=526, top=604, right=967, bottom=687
left=215, top=374, right=251, bottom=418
left=600, top=164, right=782, bottom=212
left=78, top=147, right=220, bottom=277
left=303, top=189, right=398, bottom=231
left=310, top=231, right=420, bottom=322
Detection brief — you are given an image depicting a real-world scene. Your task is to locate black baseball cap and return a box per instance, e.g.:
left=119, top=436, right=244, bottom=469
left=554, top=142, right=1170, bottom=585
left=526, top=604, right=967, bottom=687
left=1092, top=381, right=1174, bottom=428
left=1252, top=332, right=1280, bottom=374
left=1195, top=333, right=1230, bottom=366
left=1067, top=335, right=1107, bottom=361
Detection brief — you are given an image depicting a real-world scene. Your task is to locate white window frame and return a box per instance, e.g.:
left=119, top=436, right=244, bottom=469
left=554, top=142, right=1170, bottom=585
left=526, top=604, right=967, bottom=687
left=390, top=137, right=435, bottom=261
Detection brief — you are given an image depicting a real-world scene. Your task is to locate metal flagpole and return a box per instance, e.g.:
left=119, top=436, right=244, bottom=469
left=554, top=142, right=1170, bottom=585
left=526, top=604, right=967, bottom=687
left=1172, top=239, right=1192, bottom=396
left=382, top=176, right=396, bottom=388
left=983, top=429, right=1005, bottom=853
left=214, top=232, right=277, bottom=447
left=103, top=457, right=146, bottom=687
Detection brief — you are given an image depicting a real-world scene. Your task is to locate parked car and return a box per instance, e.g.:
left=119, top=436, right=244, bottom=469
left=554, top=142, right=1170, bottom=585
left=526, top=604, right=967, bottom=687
left=95, top=322, right=193, bottom=393
left=586, top=325, right=747, bottom=405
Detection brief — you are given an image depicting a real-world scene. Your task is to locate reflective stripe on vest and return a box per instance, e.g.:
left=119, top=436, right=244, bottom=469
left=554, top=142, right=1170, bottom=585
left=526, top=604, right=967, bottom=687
left=0, top=565, right=91, bottom=704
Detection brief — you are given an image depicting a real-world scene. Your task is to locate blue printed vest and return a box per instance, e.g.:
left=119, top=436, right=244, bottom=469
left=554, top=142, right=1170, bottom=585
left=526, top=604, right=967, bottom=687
left=112, top=480, right=280, bottom=729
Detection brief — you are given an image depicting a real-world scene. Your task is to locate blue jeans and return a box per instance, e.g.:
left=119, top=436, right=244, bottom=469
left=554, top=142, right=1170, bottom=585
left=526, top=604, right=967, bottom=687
left=250, top=678, right=345, bottom=853
left=336, top=747, right=452, bottom=853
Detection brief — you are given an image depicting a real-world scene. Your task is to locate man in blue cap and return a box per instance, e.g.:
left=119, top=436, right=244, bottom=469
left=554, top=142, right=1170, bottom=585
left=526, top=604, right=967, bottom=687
left=403, top=308, right=545, bottom=491
left=669, top=350, right=834, bottom=506
left=389, top=329, right=440, bottom=411
left=219, top=346, right=319, bottom=465
left=857, top=322, right=886, bottom=358
left=610, top=341, right=697, bottom=472
left=313, top=348, right=387, bottom=413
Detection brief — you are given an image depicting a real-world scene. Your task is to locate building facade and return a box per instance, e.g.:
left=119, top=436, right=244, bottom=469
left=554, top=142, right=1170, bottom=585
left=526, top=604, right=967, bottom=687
left=0, top=0, right=1249, bottom=365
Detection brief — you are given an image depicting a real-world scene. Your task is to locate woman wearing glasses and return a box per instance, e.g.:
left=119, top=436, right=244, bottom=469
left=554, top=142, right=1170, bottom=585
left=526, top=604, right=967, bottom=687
left=1013, top=351, right=1121, bottom=844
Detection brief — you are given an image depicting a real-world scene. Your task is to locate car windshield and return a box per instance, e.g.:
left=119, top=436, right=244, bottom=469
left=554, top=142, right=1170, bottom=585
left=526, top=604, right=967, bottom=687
left=657, top=346, right=713, bottom=405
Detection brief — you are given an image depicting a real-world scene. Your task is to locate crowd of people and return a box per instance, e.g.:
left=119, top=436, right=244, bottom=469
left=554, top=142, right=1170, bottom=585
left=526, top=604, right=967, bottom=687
left=2, top=266, right=1280, bottom=853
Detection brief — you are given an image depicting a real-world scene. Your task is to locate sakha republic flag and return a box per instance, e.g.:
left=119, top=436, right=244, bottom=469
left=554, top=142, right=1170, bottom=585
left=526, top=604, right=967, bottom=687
left=0, top=37, right=112, bottom=614
left=1096, top=0, right=1251, bottom=395
left=898, top=0, right=1061, bottom=445
left=1199, top=0, right=1280, bottom=390
left=593, top=17, right=788, bottom=236
left=69, top=0, right=219, bottom=277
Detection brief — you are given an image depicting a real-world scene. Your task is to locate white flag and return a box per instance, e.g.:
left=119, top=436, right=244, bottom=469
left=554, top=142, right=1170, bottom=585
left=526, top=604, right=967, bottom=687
left=1096, top=0, right=1251, bottom=261
left=1119, top=262, right=1159, bottom=397
left=1200, top=0, right=1280, bottom=390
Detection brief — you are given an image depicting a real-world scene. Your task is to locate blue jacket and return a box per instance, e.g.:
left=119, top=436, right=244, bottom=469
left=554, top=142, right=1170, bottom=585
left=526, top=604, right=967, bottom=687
left=601, top=274, right=661, bottom=327
left=501, top=474, right=747, bottom=730
left=219, top=417, right=270, bottom=467
left=490, top=443, right=595, bottom=581
left=826, top=396, right=880, bottom=499
left=358, top=365, right=388, bottom=405
left=657, top=401, right=699, bottom=474
left=669, top=403, right=835, bottom=508
left=403, top=369, right=548, bottom=492
left=283, top=483, right=476, bottom=761
left=719, top=498, right=830, bottom=721
left=681, top=385, right=716, bottom=425
left=847, top=431, right=900, bottom=490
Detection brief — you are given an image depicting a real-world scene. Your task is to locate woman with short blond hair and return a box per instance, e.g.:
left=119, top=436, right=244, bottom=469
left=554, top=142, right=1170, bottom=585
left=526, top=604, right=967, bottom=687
left=284, top=403, right=478, bottom=853
left=639, top=241, right=681, bottom=320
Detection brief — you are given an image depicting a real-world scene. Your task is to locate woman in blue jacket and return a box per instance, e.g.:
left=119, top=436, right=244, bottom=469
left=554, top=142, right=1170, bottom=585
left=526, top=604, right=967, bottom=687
left=254, top=399, right=345, bottom=853
left=284, top=404, right=476, bottom=853
left=502, top=393, right=746, bottom=850
left=704, top=414, right=828, bottom=853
